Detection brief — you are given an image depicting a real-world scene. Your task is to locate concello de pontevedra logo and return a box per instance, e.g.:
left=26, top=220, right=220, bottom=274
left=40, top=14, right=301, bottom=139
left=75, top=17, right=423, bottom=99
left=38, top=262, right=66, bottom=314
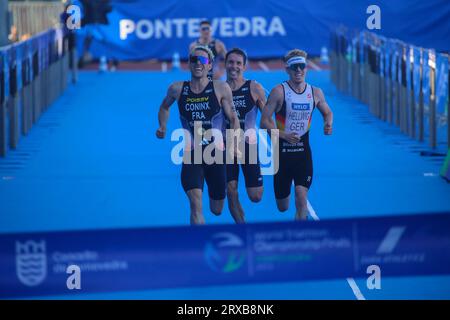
left=204, top=233, right=246, bottom=273
left=16, top=240, right=47, bottom=286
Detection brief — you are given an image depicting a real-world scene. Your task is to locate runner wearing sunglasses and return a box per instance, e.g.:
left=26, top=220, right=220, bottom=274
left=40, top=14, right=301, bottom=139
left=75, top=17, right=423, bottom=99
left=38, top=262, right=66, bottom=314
left=189, top=20, right=227, bottom=80
left=260, top=49, right=333, bottom=220
left=156, top=46, right=240, bottom=225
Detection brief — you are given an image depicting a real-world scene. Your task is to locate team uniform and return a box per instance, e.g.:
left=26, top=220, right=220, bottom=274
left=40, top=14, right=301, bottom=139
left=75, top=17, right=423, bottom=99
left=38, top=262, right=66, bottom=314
left=226, top=80, right=263, bottom=188
left=274, top=81, right=315, bottom=199
left=177, top=80, right=227, bottom=200
left=195, top=39, right=218, bottom=80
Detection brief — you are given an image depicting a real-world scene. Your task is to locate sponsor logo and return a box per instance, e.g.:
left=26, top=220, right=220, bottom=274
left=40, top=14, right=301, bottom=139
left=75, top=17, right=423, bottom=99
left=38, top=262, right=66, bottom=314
left=204, top=233, right=246, bottom=273
left=291, top=103, right=310, bottom=111
left=16, top=240, right=47, bottom=287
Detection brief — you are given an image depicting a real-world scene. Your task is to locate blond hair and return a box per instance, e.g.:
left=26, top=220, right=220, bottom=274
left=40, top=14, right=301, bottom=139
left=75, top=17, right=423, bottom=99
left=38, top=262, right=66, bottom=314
left=190, top=45, right=215, bottom=62
left=284, top=49, right=307, bottom=63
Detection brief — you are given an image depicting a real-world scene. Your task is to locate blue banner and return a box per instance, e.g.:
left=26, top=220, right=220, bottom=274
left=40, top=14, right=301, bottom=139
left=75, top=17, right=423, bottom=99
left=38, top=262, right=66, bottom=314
left=74, top=0, right=450, bottom=61
left=1, top=213, right=449, bottom=298
left=1, top=48, right=10, bottom=100
left=384, top=40, right=389, bottom=80
left=379, top=43, right=384, bottom=78
left=405, top=45, right=411, bottom=91
left=32, top=38, right=38, bottom=79
left=436, top=54, right=449, bottom=150
left=413, top=47, right=422, bottom=103
left=390, top=41, right=397, bottom=83
left=14, top=43, right=23, bottom=92
left=413, top=47, right=422, bottom=137
left=423, top=50, right=431, bottom=142
left=26, top=40, right=33, bottom=84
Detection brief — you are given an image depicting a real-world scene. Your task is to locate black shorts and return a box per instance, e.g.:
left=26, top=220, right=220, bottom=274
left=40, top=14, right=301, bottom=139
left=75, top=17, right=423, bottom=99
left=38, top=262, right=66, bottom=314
left=274, top=145, right=313, bottom=199
left=226, top=143, right=263, bottom=188
left=181, top=149, right=226, bottom=200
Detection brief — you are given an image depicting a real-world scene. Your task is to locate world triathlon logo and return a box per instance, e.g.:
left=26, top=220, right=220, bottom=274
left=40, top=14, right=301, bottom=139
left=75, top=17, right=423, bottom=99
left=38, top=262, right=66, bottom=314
left=16, top=240, right=47, bottom=286
left=204, top=233, right=246, bottom=273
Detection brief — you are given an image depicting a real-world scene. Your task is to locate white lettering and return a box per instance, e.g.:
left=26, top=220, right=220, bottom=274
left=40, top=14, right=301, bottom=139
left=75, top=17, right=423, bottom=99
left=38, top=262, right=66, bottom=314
left=155, top=19, right=171, bottom=39
left=119, top=17, right=287, bottom=40
left=220, top=17, right=233, bottom=37
left=136, top=20, right=153, bottom=39
left=234, top=17, right=251, bottom=37
left=188, top=18, right=201, bottom=38
left=120, top=19, right=135, bottom=40
left=172, top=18, right=187, bottom=38
left=252, top=17, right=267, bottom=36
left=268, top=16, right=286, bottom=36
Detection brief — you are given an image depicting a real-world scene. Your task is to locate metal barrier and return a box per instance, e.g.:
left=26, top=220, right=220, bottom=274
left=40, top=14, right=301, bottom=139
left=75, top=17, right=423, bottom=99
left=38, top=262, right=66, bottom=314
left=330, top=28, right=450, bottom=152
left=0, top=27, right=77, bottom=157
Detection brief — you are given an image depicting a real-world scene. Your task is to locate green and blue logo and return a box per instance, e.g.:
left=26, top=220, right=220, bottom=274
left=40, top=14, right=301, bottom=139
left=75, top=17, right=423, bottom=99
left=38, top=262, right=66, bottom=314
left=204, top=233, right=246, bottom=273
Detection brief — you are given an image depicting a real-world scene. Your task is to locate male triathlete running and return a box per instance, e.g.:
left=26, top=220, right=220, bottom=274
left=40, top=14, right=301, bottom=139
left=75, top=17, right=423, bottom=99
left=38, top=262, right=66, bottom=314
left=225, top=48, right=267, bottom=223
left=261, top=49, right=333, bottom=220
left=156, top=46, right=240, bottom=225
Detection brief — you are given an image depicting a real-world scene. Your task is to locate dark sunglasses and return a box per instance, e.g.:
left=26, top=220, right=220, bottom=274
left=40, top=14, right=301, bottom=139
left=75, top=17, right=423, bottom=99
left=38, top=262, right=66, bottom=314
left=201, top=26, right=210, bottom=31
left=288, top=63, right=306, bottom=71
left=189, top=55, right=210, bottom=65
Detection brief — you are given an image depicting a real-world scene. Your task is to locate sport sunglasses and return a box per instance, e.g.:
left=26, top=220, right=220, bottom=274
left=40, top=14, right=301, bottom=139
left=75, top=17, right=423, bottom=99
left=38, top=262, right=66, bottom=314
left=288, top=63, right=306, bottom=71
left=189, top=55, right=210, bottom=65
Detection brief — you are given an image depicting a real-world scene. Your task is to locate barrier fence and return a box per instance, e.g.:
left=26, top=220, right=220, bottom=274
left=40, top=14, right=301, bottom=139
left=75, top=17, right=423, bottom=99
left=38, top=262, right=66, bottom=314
left=0, top=27, right=77, bottom=157
left=330, top=28, right=450, bottom=153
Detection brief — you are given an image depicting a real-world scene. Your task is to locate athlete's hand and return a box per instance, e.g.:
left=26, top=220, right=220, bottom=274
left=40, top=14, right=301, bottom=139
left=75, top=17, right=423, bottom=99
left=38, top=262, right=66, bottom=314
left=156, top=126, right=166, bottom=139
left=324, top=123, right=332, bottom=135
left=281, top=132, right=301, bottom=144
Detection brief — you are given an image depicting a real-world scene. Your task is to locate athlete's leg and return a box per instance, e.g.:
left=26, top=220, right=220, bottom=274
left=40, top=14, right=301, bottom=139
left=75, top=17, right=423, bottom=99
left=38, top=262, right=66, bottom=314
left=205, top=153, right=227, bottom=216
left=293, top=149, right=313, bottom=221
left=294, top=185, right=308, bottom=220
left=186, top=189, right=205, bottom=225
left=227, top=180, right=245, bottom=223
left=210, top=198, right=225, bottom=216
left=242, top=163, right=263, bottom=203
left=181, top=156, right=205, bottom=225
left=276, top=196, right=290, bottom=212
left=242, top=142, right=264, bottom=203
left=226, top=161, right=245, bottom=222
left=246, top=186, right=263, bottom=203
left=274, top=154, right=292, bottom=212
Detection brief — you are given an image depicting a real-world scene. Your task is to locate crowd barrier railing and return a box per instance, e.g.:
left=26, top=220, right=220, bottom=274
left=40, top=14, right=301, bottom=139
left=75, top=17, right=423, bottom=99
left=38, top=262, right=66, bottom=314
left=330, top=28, right=449, bottom=152
left=0, top=27, right=77, bottom=157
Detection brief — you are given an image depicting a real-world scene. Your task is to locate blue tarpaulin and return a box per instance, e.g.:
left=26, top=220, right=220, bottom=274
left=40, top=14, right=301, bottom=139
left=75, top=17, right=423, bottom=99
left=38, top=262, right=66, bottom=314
left=73, top=0, right=450, bottom=60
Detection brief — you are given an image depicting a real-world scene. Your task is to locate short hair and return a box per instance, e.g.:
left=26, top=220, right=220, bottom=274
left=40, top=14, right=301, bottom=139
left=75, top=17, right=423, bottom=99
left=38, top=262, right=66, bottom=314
left=190, top=45, right=215, bottom=62
left=225, top=48, right=248, bottom=65
left=284, top=49, right=307, bottom=63
left=200, top=20, right=211, bottom=26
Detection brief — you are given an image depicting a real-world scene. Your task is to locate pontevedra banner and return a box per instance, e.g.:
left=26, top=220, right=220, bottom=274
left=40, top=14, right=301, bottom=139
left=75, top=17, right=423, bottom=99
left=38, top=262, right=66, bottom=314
left=73, top=0, right=450, bottom=61
left=1, top=213, right=449, bottom=298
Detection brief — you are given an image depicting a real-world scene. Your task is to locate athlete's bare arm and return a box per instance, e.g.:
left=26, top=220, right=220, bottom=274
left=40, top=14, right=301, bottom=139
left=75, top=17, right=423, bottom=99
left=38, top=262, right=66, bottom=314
left=261, top=85, right=300, bottom=144
left=250, top=81, right=267, bottom=112
left=214, top=81, right=239, bottom=130
left=215, top=40, right=227, bottom=59
left=313, top=86, right=333, bottom=135
left=156, top=82, right=183, bottom=139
